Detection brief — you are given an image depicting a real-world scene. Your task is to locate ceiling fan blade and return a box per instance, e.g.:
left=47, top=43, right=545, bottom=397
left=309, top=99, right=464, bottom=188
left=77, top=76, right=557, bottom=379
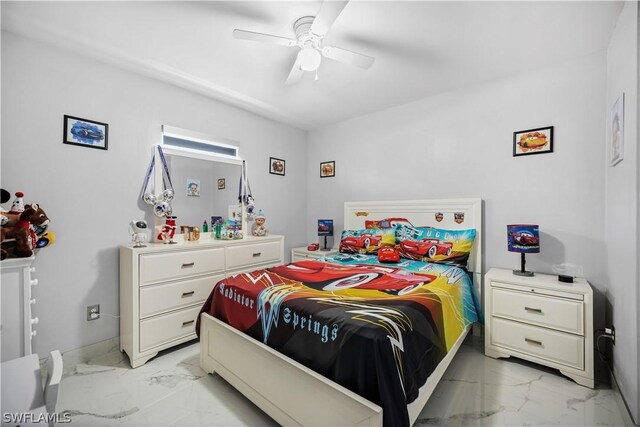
left=285, top=59, right=304, bottom=85
left=310, top=0, right=349, bottom=37
left=321, top=46, right=375, bottom=69
left=233, top=29, right=296, bottom=47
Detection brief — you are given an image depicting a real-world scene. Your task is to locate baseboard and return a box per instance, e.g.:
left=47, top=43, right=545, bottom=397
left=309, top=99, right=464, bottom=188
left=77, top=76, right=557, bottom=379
left=610, top=370, right=639, bottom=426
left=57, top=336, right=121, bottom=375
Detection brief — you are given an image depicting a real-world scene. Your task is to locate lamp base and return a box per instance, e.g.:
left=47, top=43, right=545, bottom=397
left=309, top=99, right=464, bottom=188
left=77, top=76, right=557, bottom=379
left=513, top=269, right=534, bottom=277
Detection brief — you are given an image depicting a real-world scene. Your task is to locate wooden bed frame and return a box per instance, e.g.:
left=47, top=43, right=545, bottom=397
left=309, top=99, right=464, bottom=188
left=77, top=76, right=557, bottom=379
left=200, top=198, right=483, bottom=426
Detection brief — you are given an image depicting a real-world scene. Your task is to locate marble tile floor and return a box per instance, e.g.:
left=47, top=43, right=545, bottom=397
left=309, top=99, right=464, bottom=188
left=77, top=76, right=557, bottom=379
left=55, top=337, right=634, bottom=426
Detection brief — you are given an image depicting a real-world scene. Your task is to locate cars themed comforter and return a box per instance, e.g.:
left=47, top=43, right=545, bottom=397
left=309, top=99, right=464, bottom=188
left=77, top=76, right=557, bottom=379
left=196, top=255, right=480, bottom=427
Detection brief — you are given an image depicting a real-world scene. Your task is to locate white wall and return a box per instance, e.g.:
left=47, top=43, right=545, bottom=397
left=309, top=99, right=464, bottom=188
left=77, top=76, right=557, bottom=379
left=307, top=52, right=607, bottom=286
left=0, top=32, right=307, bottom=356
left=604, top=1, right=639, bottom=423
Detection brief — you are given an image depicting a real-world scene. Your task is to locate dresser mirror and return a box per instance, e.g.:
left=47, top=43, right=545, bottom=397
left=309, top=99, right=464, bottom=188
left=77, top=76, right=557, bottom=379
left=166, top=155, right=244, bottom=233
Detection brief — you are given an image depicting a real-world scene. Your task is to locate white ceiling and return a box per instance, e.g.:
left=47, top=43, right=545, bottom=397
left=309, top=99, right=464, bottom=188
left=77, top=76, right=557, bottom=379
left=2, top=1, right=623, bottom=130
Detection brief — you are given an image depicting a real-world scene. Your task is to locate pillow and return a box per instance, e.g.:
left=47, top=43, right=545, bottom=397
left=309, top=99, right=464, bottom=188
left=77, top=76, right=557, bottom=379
left=339, top=228, right=396, bottom=254
left=394, top=224, right=476, bottom=268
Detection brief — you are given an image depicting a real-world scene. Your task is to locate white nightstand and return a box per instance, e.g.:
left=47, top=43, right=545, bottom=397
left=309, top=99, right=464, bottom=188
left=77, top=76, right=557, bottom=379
left=291, top=247, right=339, bottom=262
left=484, top=268, right=594, bottom=388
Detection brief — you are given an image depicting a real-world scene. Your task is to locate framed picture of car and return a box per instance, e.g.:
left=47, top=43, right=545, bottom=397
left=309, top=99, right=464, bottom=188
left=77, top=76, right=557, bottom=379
left=320, top=161, right=335, bottom=178
left=513, top=126, right=553, bottom=157
left=63, top=115, right=109, bottom=150
left=269, top=157, right=285, bottom=176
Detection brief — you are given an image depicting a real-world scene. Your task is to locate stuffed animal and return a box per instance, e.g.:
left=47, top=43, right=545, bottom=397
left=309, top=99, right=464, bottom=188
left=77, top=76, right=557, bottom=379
left=1, top=191, right=25, bottom=225
left=0, top=189, right=9, bottom=204
left=1, top=203, right=50, bottom=260
left=0, top=189, right=11, bottom=226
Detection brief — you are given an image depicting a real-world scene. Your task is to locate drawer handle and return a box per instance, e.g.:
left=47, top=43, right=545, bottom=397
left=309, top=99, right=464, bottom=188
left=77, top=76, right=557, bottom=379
left=181, top=262, right=195, bottom=268
left=524, top=306, right=543, bottom=313
left=182, top=291, right=195, bottom=297
left=182, top=320, right=195, bottom=327
left=252, top=252, right=262, bottom=257
left=524, top=337, right=543, bottom=346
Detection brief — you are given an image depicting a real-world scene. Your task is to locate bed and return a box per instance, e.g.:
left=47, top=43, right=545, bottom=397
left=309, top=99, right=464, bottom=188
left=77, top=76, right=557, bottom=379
left=198, top=198, right=482, bottom=426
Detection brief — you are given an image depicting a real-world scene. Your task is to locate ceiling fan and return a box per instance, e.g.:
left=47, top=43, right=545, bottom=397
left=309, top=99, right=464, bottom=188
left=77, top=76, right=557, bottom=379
left=233, top=0, right=375, bottom=85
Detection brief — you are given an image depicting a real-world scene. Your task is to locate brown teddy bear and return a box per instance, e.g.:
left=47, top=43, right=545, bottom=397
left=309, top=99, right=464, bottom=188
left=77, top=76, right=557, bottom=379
left=1, top=203, right=50, bottom=260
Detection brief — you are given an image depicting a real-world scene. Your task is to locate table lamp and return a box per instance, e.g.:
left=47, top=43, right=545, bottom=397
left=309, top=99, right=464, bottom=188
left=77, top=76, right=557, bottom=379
left=317, top=219, right=334, bottom=251
left=507, top=224, right=540, bottom=276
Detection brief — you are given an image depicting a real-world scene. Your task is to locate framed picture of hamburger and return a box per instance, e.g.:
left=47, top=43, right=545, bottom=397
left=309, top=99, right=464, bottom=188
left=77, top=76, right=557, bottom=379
left=269, top=157, right=285, bottom=176
left=513, top=126, right=553, bottom=157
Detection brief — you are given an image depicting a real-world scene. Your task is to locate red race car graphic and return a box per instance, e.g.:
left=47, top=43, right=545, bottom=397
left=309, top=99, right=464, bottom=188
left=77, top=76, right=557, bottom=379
left=270, top=260, right=434, bottom=296
left=365, top=217, right=414, bottom=229
left=509, top=231, right=539, bottom=246
left=341, top=233, right=382, bottom=250
left=400, top=238, right=452, bottom=259
left=378, top=246, right=400, bottom=263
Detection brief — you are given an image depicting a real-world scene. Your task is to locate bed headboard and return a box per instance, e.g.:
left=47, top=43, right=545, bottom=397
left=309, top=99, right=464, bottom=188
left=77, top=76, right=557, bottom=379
left=344, top=198, right=483, bottom=288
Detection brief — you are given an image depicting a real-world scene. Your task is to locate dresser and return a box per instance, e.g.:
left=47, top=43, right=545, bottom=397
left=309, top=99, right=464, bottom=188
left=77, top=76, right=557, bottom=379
left=484, top=268, right=594, bottom=388
left=291, top=247, right=339, bottom=262
left=1, top=257, right=38, bottom=361
left=120, top=234, right=284, bottom=368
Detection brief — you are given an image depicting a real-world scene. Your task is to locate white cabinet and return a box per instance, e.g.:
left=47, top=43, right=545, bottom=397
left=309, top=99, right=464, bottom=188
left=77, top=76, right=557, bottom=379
left=120, top=235, right=284, bottom=368
left=484, top=268, right=594, bottom=388
left=291, top=247, right=339, bottom=262
left=1, top=257, right=38, bottom=361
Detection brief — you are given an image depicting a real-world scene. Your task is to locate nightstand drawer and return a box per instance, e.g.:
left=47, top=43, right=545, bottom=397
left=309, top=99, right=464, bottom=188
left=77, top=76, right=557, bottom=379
left=293, top=252, right=319, bottom=261
left=226, top=241, right=281, bottom=270
left=140, top=248, right=225, bottom=285
left=139, top=306, right=200, bottom=351
left=139, top=273, right=224, bottom=318
left=491, top=287, right=584, bottom=334
left=491, top=317, right=584, bottom=370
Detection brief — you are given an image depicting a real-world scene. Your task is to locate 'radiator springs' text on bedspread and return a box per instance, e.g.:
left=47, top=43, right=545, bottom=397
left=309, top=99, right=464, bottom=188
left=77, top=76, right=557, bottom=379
left=218, top=282, right=340, bottom=344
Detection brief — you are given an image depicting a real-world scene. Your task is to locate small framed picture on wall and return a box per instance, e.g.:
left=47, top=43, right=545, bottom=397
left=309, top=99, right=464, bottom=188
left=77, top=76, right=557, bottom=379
left=320, top=161, right=335, bottom=178
left=269, top=157, right=285, bottom=176
left=610, top=93, right=624, bottom=166
left=218, top=178, right=225, bottom=190
left=63, top=115, right=109, bottom=150
left=513, top=126, right=553, bottom=157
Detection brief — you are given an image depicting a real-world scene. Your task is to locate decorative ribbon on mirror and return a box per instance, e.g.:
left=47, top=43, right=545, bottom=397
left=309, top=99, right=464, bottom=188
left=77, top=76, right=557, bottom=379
left=238, top=160, right=255, bottom=219
left=141, top=145, right=175, bottom=217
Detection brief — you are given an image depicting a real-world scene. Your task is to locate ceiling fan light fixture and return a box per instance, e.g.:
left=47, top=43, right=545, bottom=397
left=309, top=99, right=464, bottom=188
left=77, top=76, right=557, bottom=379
left=298, top=46, right=322, bottom=72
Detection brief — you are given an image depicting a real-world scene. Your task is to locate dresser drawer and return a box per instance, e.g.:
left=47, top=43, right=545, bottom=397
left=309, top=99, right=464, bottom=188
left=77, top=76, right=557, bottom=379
left=226, top=241, right=281, bottom=270
left=490, top=317, right=584, bottom=370
left=139, top=248, right=224, bottom=285
left=139, top=273, right=224, bottom=318
left=139, top=306, right=200, bottom=351
left=491, top=287, right=584, bottom=335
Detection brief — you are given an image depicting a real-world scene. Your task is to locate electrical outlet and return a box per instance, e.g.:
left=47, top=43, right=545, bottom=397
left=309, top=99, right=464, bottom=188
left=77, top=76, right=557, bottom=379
left=87, top=304, right=100, bottom=321
left=611, top=325, right=615, bottom=345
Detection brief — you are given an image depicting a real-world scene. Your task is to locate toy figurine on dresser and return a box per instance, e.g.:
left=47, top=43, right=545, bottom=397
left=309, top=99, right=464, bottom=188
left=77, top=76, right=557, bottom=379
left=156, top=216, right=177, bottom=244
left=252, top=210, right=268, bottom=237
